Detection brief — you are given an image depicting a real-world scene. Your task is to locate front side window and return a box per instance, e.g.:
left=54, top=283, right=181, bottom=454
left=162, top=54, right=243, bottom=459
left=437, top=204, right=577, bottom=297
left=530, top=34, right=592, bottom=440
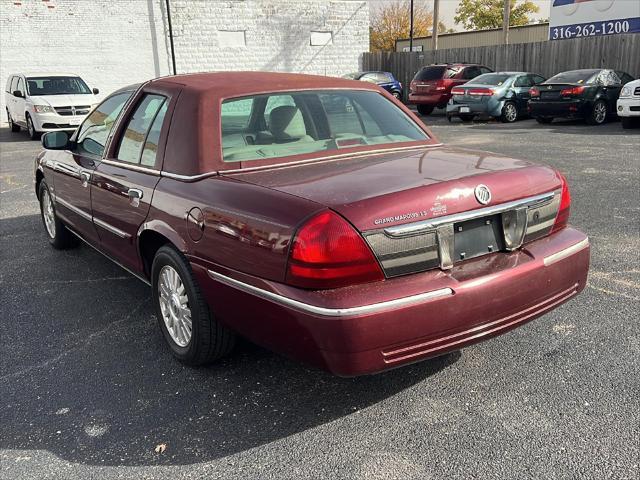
left=26, top=76, right=91, bottom=96
left=16, top=78, right=25, bottom=95
left=116, top=94, right=167, bottom=164
left=76, top=92, right=132, bottom=157
left=221, top=90, right=428, bottom=163
left=9, top=76, right=18, bottom=93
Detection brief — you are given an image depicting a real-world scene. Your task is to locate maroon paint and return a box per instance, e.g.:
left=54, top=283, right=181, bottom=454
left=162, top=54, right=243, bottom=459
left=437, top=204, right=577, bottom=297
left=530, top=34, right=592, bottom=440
left=35, top=72, right=590, bottom=376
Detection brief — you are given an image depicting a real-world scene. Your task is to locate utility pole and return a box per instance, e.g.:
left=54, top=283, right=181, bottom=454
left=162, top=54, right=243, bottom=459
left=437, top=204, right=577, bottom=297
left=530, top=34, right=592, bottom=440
left=502, top=0, right=511, bottom=45
left=165, top=0, right=177, bottom=75
left=432, top=0, right=440, bottom=51
left=409, top=0, right=414, bottom=52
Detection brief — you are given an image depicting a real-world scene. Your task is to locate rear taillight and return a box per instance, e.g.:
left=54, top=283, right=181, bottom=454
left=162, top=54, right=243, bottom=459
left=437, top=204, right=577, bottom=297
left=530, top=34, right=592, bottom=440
left=551, top=173, right=571, bottom=233
left=529, top=87, right=540, bottom=97
left=434, top=79, right=446, bottom=91
left=286, top=211, right=384, bottom=289
left=451, top=87, right=465, bottom=95
left=561, top=86, right=586, bottom=96
left=468, top=88, right=494, bottom=96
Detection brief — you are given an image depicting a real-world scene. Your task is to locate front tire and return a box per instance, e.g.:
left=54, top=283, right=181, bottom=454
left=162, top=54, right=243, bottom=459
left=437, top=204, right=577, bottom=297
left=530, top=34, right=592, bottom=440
left=587, top=100, right=607, bottom=125
left=7, top=109, right=20, bottom=132
left=417, top=105, right=434, bottom=116
left=152, top=246, right=235, bottom=366
left=500, top=101, right=518, bottom=123
left=38, top=181, right=77, bottom=249
left=26, top=113, right=39, bottom=140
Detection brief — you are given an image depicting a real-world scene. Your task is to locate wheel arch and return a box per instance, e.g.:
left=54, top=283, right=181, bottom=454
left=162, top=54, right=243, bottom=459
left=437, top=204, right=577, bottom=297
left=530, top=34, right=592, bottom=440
left=138, top=222, right=187, bottom=279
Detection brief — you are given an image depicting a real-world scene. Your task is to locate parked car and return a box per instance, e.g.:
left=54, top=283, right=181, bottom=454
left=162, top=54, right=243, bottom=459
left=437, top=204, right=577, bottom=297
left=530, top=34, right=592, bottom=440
left=409, top=63, right=493, bottom=115
left=528, top=68, right=635, bottom=125
left=446, top=71, right=546, bottom=123
left=34, top=72, right=589, bottom=376
left=5, top=72, right=100, bottom=140
left=616, top=78, right=640, bottom=129
left=343, top=71, right=403, bottom=99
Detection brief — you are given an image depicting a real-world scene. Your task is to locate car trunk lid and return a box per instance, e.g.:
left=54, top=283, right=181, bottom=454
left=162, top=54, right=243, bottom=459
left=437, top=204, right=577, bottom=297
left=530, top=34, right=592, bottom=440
left=223, top=146, right=563, bottom=277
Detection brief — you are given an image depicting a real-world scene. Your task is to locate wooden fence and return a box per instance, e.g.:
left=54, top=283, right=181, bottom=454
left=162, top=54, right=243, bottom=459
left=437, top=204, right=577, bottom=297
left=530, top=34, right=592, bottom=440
left=362, top=34, right=640, bottom=102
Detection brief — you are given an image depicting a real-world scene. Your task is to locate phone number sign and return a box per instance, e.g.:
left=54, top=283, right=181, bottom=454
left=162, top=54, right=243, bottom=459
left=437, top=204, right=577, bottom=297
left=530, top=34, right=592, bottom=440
left=549, top=0, right=640, bottom=40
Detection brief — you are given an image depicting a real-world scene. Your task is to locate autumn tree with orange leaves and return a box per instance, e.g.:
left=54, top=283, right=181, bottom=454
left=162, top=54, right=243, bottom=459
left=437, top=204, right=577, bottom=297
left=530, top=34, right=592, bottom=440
left=370, top=0, right=451, bottom=52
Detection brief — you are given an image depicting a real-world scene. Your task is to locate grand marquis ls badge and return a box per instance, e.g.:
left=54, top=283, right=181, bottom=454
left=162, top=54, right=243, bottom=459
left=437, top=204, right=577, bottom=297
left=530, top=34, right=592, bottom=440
left=474, top=184, right=492, bottom=205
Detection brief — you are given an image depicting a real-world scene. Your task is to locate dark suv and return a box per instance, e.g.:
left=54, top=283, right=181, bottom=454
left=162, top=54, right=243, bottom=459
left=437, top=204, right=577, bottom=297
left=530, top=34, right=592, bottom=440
left=409, top=63, right=493, bottom=115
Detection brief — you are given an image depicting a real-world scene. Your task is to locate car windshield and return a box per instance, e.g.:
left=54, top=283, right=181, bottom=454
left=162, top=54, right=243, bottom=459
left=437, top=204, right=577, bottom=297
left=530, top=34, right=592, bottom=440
left=220, top=89, right=428, bottom=163
left=546, top=70, right=599, bottom=85
left=471, top=74, right=511, bottom=86
left=26, top=76, right=91, bottom=95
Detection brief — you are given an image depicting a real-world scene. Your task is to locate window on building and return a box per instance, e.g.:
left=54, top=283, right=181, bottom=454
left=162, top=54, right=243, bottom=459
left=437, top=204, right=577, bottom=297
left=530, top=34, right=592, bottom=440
left=218, top=30, right=246, bottom=47
left=310, top=31, right=333, bottom=46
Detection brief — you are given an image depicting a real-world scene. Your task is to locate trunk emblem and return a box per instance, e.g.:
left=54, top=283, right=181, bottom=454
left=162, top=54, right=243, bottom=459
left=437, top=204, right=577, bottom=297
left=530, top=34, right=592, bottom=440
left=474, top=184, right=492, bottom=205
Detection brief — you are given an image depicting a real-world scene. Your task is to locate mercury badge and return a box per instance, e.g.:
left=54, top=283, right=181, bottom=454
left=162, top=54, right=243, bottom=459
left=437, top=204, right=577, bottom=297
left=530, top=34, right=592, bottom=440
left=474, top=184, right=491, bottom=205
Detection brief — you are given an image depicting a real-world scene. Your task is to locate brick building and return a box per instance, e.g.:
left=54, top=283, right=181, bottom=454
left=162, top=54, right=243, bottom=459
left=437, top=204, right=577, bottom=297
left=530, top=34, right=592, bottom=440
left=0, top=0, right=369, bottom=116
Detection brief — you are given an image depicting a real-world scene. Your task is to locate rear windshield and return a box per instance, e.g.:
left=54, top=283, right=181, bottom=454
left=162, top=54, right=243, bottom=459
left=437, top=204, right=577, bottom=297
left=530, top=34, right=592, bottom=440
left=220, top=90, right=428, bottom=163
left=414, top=66, right=449, bottom=81
left=26, top=76, right=91, bottom=95
left=546, top=70, right=599, bottom=85
left=470, top=73, right=511, bottom=86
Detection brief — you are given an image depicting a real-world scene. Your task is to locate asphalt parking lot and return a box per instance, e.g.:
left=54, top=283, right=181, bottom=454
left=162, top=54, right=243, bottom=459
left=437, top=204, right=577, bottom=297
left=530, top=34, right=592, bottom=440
left=1, top=113, right=638, bottom=480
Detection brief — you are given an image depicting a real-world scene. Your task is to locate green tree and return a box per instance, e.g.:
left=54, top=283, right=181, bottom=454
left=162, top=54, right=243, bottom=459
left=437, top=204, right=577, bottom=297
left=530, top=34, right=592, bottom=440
left=454, top=0, right=540, bottom=31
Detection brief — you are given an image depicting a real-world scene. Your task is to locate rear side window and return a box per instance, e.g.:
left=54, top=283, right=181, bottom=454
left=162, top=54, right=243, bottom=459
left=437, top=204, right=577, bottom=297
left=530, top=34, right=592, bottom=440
left=221, top=98, right=253, bottom=134
left=76, top=92, right=132, bottom=157
left=116, top=94, right=167, bottom=165
left=414, top=66, right=445, bottom=81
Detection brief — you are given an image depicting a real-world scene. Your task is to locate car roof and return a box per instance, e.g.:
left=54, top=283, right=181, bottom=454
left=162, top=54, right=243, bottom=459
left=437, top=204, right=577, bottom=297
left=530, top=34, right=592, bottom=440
left=17, top=72, right=82, bottom=78
left=153, top=71, right=381, bottom=97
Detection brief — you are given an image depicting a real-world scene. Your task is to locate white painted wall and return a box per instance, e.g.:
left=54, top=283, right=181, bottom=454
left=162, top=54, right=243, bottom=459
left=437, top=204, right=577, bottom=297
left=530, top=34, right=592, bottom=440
left=0, top=0, right=369, bottom=121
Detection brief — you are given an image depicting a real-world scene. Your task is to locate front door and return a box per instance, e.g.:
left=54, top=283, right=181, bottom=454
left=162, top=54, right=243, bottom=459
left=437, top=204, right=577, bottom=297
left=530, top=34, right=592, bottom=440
left=49, top=91, right=132, bottom=245
left=14, top=76, right=26, bottom=124
left=91, top=90, right=174, bottom=273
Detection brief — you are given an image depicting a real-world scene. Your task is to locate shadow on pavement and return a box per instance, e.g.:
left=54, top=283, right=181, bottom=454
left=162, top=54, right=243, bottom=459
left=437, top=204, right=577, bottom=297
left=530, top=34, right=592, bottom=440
left=0, top=214, right=460, bottom=466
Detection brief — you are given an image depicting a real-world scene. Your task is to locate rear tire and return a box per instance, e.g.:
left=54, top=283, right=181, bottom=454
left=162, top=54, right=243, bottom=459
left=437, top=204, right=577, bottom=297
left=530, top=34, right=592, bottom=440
left=26, top=113, right=40, bottom=140
left=535, top=117, right=553, bottom=124
left=417, top=105, right=434, bottom=116
left=152, top=246, right=236, bottom=366
left=38, top=181, right=78, bottom=249
left=7, top=109, right=20, bottom=132
left=392, top=91, right=401, bottom=100
left=500, top=101, right=518, bottom=123
left=586, top=100, right=607, bottom=125
left=621, top=117, right=634, bottom=129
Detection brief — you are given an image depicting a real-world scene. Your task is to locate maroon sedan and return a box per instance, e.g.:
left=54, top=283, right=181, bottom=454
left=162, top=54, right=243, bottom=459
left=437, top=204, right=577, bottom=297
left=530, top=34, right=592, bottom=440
left=35, top=72, right=589, bottom=376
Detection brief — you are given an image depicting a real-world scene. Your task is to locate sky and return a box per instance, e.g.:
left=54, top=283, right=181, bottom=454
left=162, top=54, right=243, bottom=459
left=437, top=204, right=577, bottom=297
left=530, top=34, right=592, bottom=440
left=367, top=0, right=552, bottom=31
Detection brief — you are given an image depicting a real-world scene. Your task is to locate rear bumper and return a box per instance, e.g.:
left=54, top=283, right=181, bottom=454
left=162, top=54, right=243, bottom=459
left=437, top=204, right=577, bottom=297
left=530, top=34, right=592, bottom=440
left=409, top=92, right=450, bottom=106
left=529, top=100, right=591, bottom=118
left=617, top=97, right=640, bottom=117
left=193, top=227, right=589, bottom=376
left=446, top=100, right=503, bottom=117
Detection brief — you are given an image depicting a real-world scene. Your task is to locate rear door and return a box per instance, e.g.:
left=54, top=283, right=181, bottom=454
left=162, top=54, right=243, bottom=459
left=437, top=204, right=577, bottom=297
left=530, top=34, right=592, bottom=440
left=91, top=85, right=178, bottom=272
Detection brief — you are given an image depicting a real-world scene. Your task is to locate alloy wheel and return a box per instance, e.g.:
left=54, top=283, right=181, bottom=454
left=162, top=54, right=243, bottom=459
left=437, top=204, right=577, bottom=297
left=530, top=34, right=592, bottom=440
left=504, top=103, right=517, bottom=122
left=594, top=102, right=607, bottom=124
left=41, top=189, right=56, bottom=239
left=158, top=265, right=192, bottom=347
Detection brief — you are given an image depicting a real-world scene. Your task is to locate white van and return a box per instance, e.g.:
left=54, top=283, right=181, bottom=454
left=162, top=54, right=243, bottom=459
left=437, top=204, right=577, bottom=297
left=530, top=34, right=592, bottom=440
left=5, top=73, right=100, bottom=139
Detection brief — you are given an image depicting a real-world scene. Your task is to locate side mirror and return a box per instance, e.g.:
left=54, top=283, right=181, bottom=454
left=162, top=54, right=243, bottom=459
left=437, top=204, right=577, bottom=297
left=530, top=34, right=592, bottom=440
left=13, top=90, right=24, bottom=98
left=42, top=131, right=71, bottom=150
left=92, top=88, right=100, bottom=95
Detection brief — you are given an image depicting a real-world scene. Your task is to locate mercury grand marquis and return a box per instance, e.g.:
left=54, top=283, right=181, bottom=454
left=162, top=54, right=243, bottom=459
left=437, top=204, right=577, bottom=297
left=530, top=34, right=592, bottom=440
left=34, top=72, right=590, bottom=376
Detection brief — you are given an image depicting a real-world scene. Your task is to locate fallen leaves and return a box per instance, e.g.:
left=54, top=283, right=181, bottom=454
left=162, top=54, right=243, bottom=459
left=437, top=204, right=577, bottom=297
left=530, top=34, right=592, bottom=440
left=154, top=443, right=167, bottom=454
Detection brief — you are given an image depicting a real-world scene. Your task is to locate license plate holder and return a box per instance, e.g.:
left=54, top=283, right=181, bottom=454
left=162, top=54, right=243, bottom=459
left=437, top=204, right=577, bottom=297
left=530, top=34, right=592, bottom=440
left=459, top=106, right=471, bottom=113
left=453, top=214, right=505, bottom=262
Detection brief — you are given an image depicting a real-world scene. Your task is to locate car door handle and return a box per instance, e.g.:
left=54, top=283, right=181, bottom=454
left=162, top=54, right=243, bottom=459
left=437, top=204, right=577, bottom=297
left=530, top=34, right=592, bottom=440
left=79, top=171, right=91, bottom=187
left=128, top=188, right=143, bottom=200
left=127, top=188, right=143, bottom=207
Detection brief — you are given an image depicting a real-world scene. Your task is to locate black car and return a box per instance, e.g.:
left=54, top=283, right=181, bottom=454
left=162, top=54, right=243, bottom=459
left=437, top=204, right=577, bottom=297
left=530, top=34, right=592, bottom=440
left=343, top=71, right=403, bottom=99
left=528, top=68, right=635, bottom=125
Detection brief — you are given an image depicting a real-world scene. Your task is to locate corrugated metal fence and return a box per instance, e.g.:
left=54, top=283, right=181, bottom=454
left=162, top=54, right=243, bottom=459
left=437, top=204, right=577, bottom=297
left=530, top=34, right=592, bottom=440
left=363, top=34, right=640, bottom=102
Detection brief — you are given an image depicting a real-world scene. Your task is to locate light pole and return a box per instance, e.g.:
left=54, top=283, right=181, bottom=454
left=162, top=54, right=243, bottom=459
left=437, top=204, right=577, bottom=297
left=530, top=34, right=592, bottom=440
left=409, top=0, right=414, bottom=52
left=432, top=0, right=440, bottom=51
left=503, top=0, right=511, bottom=45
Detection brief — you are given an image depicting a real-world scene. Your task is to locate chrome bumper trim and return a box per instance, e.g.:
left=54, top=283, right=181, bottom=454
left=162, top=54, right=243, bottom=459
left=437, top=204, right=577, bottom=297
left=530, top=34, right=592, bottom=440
left=543, top=237, right=589, bottom=266
left=384, top=191, right=556, bottom=237
left=207, top=269, right=453, bottom=317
